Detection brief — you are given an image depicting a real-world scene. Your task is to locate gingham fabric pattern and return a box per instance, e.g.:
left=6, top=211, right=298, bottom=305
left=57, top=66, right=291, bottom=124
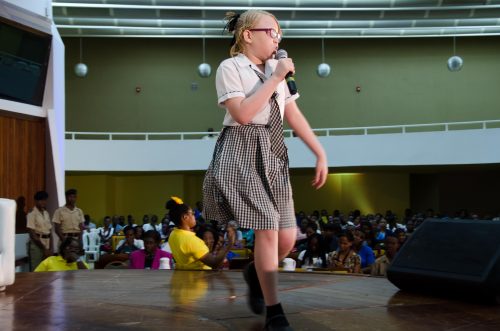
left=202, top=125, right=295, bottom=230
left=203, top=70, right=295, bottom=230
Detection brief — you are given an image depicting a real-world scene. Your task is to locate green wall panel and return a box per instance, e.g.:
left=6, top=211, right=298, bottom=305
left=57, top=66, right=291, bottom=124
left=65, top=37, right=500, bottom=133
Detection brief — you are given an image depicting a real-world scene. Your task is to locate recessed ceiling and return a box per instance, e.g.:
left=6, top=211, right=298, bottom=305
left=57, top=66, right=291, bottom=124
left=52, top=0, right=500, bottom=38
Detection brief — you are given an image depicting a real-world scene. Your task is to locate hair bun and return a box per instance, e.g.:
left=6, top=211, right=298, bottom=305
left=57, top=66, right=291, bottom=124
left=224, top=11, right=240, bottom=33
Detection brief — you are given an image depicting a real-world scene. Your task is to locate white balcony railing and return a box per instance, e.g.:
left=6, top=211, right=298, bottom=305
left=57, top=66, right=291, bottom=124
left=65, top=120, right=500, bottom=171
left=66, top=119, right=500, bottom=141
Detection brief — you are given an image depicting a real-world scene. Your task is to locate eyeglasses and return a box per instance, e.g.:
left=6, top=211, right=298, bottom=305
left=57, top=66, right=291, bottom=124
left=249, top=28, right=282, bottom=42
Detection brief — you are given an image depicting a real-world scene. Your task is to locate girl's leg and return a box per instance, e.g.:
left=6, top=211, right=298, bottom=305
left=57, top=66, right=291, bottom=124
left=278, top=227, right=297, bottom=261
left=254, top=229, right=279, bottom=305
left=253, top=227, right=297, bottom=305
left=254, top=228, right=295, bottom=330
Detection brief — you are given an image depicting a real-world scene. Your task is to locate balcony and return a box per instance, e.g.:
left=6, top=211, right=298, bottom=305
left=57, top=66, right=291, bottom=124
left=65, top=120, right=500, bottom=172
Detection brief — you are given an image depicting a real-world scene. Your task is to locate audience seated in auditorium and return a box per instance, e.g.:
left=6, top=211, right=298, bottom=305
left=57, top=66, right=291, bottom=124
left=35, top=237, right=88, bottom=272
left=371, top=234, right=400, bottom=277
left=394, top=228, right=407, bottom=246
left=297, top=221, right=321, bottom=252
left=129, top=230, right=173, bottom=270
left=308, top=220, right=322, bottom=236
left=126, top=214, right=137, bottom=228
left=141, top=214, right=150, bottom=228
left=193, top=201, right=203, bottom=220
left=374, top=217, right=392, bottom=247
left=166, top=197, right=235, bottom=270
left=201, top=226, right=238, bottom=269
left=295, top=217, right=308, bottom=243
left=143, top=214, right=161, bottom=233
left=296, top=210, right=306, bottom=222
left=83, top=214, right=96, bottom=231
left=322, top=223, right=339, bottom=253
left=117, top=215, right=126, bottom=233
left=224, top=221, right=243, bottom=247
left=297, top=233, right=328, bottom=269
left=241, top=228, right=255, bottom=249
left=328, top=232, right=361, bottom=273
left=115, top=226, right=143, bottom=254
left=160, top=216, right=170, bottom=240
left=74, top=205, right=491, bottom=274
left=200, top=226, right=218, bottom=254
left=405, top=219, right=415, bottom=234
left=134, top=225, right=144, bottom=241
left=320, top=209, right=329, bottom=225
left=160, top=222, right=175, bottom=254
left=98, top=216, right=114, bottom=253
left=111, top=215, right=124, bottom=234
left=359, top=221, right=376, bottom=248
left=352, top=229, right=375, bottom=273
left=385, top=210, right=407, bottom=233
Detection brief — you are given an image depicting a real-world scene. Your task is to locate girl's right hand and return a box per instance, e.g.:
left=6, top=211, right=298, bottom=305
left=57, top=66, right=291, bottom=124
left=312, top=155, right=328, bottom=189
left=274, top=58, right=295, bottom=81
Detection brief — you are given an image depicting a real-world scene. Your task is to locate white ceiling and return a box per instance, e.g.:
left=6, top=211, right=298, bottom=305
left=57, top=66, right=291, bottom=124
left=52, top=0, right=500, bottom=38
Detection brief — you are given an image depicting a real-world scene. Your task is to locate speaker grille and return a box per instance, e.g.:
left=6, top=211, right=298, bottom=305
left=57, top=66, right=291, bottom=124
left=394, top=219, right=500, bottom=279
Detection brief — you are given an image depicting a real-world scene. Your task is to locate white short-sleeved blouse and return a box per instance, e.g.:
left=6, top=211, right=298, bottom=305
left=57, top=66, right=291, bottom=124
left=215, top=53, right=300, bottom=126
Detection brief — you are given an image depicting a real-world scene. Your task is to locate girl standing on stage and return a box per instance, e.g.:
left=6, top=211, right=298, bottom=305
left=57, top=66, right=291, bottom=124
left=203, top=10, right=327, bottom=331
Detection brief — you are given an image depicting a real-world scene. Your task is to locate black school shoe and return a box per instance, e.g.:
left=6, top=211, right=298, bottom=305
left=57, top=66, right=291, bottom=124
left=264, top=315, right=293, bottom=331
left=243, top=261, right=265, bottom=315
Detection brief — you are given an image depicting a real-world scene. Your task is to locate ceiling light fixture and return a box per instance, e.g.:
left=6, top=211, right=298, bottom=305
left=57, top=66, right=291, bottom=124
left=447, top=36, right=463, bottom=72
left=74, top=38, right=88, bottom=77
left=197, top=38, right=211, bottom=78
left=317, top=38, right=331, bottom=78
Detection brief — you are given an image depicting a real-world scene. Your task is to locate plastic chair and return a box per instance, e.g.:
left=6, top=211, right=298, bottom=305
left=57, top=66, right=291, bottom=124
left=82, top=229, right=101, bottom=263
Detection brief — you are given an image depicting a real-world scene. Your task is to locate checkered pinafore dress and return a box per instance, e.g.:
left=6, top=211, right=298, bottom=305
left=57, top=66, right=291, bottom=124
left=202, top=71, right=296, bottom=231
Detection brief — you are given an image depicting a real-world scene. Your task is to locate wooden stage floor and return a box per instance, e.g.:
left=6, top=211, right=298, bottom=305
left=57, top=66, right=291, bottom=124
left=1, top=270, right=500, bottom=331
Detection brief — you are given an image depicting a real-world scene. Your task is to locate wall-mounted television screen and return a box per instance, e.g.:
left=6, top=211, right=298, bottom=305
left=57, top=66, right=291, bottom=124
left=0, top=18, right=52, bottom=106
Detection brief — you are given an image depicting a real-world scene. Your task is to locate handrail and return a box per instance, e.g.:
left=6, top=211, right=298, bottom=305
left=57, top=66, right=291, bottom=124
left=66, top=119, right=500, bottom=141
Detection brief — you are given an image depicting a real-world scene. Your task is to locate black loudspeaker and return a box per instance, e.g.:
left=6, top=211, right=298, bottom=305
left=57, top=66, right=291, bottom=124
left=387, top=219, right=500, bottom=302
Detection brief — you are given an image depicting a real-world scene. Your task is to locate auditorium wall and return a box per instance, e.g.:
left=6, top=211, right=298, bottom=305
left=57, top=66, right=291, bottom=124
left=410, top=170, right=500, bottom=217
left=65, top=171, right=410, bottom=225
left=65, top=36, right=500, bottom=133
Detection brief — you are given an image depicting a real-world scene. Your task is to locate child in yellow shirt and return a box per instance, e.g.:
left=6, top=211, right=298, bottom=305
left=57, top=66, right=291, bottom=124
left=167, top=197, right=234, bottom=270
left=35, top=237, right=88, bottom=272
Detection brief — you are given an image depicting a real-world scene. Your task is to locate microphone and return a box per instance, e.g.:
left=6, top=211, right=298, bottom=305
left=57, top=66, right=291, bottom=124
left=275, top=49, right=298, bottom=95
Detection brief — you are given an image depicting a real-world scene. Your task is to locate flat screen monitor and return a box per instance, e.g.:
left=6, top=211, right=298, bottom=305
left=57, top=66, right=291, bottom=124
left=0, top=18, right=52, bottom=106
